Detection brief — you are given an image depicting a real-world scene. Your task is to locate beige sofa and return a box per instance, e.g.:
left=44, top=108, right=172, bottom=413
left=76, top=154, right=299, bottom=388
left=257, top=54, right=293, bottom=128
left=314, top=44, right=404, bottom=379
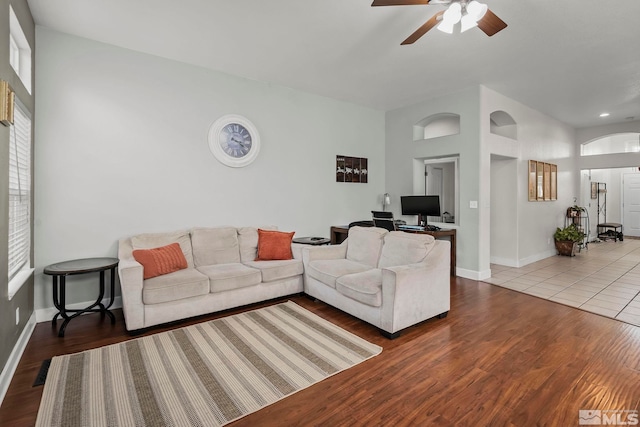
left=117, top=227, right=304, bottom=331
left=302, top=226, right=450, bottom=338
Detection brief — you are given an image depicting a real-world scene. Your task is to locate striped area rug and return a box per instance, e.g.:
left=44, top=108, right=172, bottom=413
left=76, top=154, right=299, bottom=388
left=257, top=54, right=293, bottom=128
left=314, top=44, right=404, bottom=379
left=36, top=301, right=382, bottom=426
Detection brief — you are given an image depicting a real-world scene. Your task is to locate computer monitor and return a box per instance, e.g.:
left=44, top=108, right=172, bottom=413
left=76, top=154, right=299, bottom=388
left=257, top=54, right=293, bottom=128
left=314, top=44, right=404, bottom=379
left=401, top=195, right=441, bottom=227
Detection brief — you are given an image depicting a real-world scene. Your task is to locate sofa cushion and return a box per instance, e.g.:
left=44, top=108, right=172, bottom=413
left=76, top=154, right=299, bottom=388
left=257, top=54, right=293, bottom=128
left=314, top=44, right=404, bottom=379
left=237, top=226, right=278, bottom=262
left=132, top=243, right=188, bottom=279
left=132, top=230, right=194, bottom=268
left=256, top=229, right=294, bottom=260
left=307, top=259, right=372, bottom=288
left=191, top=227, right=240, bottom=267
left=346, top=226, right=388, bottom=268
left=197, top=263, right=262, bottom=292
left=336, top=269, right=383, bottom=307
left=244, top=259, right=304, bottom=283
left=378, top=231, right=436, bottom=269
left=142, top=268, right=209, bottom=305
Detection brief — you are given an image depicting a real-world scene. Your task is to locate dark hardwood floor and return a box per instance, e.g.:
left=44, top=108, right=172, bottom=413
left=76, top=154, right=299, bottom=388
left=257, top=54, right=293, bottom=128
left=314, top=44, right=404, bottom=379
left=1, top=277, right=639, bottom=426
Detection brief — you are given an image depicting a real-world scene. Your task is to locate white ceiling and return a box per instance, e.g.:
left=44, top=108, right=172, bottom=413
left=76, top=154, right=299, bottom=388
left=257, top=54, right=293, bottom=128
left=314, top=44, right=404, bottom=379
left=27, top=0, right=640, bottom=128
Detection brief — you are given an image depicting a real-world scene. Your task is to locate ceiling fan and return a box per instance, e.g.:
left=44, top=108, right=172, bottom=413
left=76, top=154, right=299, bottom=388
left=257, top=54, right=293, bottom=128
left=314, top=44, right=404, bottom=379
left=371, top=0, right=507, bottom=45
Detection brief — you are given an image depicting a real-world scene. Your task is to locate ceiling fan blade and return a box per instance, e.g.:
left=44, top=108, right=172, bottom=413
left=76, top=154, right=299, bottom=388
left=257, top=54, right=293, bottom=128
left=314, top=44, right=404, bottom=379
left=477, top=9, right=507, bottom=36
left=401, top=11, right=444, bottom=45
left=371, top=0, right=432, bottom=6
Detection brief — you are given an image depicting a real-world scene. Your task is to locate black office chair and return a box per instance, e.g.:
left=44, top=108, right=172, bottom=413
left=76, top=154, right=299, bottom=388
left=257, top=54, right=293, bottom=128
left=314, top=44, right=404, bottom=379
left=348, top=220, right=375, bottom=228
left=371, top=211, right=396, bottom=231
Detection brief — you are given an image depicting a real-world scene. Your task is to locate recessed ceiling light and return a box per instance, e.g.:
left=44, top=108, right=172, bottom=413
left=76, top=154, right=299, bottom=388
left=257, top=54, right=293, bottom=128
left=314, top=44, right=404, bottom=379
left=599, top=113, right=610, bottom=117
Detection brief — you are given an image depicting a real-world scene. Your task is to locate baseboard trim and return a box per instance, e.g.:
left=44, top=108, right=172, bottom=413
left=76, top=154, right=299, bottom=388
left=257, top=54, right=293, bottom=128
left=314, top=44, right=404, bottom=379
left=518, top=249, right=557, bottom=268
left=490, top=250, right=557, bottom=269
left=0, top=312, right=36, bottom=407
left=490, top=256, right=519, bottom=268
left=456, top=268, right=491, bottom=281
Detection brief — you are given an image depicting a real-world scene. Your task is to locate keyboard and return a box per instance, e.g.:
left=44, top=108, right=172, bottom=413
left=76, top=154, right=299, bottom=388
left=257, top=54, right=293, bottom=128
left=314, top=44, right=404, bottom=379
left=398, top=225, right=424, bottom=231
left=398, top=224, right=442, bottom=232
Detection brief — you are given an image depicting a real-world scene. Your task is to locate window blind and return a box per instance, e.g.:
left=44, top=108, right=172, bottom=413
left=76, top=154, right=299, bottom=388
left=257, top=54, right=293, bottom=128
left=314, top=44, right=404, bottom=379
left=8, top=101, right=31, bottom=281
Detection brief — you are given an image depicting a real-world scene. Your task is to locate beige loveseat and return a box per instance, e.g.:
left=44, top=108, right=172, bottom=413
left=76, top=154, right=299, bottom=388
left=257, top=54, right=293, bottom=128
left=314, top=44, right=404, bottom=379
left=118, top=227, right=303, bottom=331
left=302, top=226, right=450, bottom=338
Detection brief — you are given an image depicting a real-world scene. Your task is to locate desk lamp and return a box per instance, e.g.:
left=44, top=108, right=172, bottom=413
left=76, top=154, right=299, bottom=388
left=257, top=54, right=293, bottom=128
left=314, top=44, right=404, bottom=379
left=382, top=193, right=391, bottom=211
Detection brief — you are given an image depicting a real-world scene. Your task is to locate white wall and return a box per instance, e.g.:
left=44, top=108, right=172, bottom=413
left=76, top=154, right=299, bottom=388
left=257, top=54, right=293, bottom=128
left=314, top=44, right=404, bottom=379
left=576, top=121, right=640, bottom=170
left=576, top=119, right=640, bottom=144
left=582, top=133, right=640, bottom=156
left=490, top=156, right=518, bottom=266
left=581, top=167, right=639, bottom=240
left=386, top=87, right=481, bottom=276
left=33, top=27, right=385, bottom=310
left=576, top=121, right=640, bottom=239
left=386, top=85, right=578, bottom=278
left=481, top=86, right=577, bottom=269
left=590, top=169, right=622, bottom=225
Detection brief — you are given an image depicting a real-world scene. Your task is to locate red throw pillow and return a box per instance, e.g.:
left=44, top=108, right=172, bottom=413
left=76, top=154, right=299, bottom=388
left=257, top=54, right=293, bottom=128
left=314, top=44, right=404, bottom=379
left=132, top=242, right=188, bottom=279
left=255, top=229, right=295, bottom=261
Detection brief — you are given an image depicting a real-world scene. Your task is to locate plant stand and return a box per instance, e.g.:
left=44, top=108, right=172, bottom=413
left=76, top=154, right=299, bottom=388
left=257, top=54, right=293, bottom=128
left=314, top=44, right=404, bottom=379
left=565, top=206, right=588, bottom=251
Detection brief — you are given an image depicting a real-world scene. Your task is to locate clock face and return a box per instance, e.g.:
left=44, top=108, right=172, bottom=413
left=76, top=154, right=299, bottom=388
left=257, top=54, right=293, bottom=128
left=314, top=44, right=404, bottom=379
left=220, top=123, right=252, bottom=158
left=208, top=115, right=260, bottom=167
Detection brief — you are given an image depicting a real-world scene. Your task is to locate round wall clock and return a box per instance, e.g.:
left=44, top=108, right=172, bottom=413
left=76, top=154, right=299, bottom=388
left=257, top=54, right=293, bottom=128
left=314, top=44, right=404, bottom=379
left=208, top=114, right=260, bottom=167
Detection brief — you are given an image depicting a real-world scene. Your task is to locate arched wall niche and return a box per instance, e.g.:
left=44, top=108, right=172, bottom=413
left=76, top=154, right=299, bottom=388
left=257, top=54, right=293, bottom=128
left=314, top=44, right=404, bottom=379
left=581, top=132, right=640, bottom=156
left=489, top=110, right=517, bottom=140
left=413, top=113, right=461, bottom=141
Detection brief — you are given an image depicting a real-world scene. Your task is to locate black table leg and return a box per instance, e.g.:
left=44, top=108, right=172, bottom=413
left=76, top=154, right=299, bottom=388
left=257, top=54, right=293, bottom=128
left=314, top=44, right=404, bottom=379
left=57, top=276, right=71, bottom=337
left=107, top=267, right=116, bottom=324
left=98, top=269, right=116, bottom=324
left=51, top=276, right=60, bottom=327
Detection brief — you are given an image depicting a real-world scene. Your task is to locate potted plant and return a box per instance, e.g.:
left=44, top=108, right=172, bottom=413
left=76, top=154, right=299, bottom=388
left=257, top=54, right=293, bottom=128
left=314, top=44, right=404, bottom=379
left=566, top=205, right=585, bottom=218
left=553, top=223, right=585, bottom=256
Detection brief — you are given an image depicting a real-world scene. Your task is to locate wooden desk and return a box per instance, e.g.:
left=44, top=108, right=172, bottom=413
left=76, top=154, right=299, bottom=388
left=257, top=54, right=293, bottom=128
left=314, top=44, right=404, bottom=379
left=330, top=225, right=457, bottom=276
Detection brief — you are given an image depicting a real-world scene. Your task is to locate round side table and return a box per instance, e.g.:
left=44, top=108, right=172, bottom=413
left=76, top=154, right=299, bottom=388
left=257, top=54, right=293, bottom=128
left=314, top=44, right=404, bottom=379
left=292, top=237, right=331, bottom=246
left=43, top=257, right=119, bottom=337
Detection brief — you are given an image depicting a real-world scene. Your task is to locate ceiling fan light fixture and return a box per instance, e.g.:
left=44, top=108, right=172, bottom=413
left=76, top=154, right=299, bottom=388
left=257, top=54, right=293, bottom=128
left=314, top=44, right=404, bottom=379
left=437, top=2, right=461, bottom=33
left=446, top=2, right=462, bottom=23
left=437, top=20, right=455, bottom=33
left=460, top=14, right=477, bottom=32
left=373, top=0, right=507, bottom=43
left=466, top=1, right=488, bottom=21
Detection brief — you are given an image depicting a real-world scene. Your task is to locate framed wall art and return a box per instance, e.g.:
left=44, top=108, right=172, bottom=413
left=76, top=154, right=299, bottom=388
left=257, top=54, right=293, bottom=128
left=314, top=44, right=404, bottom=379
left=528, top=160, right=537, bottom=201
left=550, top=164, right=557, bottom=200
left=543, top=163, right=551, bottom=201
left=536, top=161, right=545, bottom=200
left=336, top=155, right=368, bottom=183
left=529, top=160, right=557, bottom=202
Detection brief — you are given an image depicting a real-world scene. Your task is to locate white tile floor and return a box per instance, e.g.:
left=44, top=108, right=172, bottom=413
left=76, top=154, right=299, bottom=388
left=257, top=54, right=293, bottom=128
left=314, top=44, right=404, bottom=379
left=484, top=238, right=640, bottom=327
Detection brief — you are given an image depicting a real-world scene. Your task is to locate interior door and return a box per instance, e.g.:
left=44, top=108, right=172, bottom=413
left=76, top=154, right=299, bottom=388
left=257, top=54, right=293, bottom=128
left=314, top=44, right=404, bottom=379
left=623, top=173, right=640, bottom=237
left=427, top=166, right=443, bottom=222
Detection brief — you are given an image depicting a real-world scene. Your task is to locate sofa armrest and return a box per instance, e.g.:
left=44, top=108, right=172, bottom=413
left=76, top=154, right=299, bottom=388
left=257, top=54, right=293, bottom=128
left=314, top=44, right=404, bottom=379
left=117, top=239, right=145, bottom=330
left=379, top=240, right=451, bottom=333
